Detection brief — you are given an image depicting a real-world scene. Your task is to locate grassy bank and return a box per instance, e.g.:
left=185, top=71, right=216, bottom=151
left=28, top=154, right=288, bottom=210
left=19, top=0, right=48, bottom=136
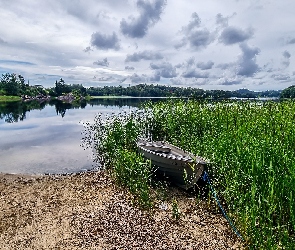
left=84, top=99, right=295, bottom=249
left=0, top=95, right=21, bottom=102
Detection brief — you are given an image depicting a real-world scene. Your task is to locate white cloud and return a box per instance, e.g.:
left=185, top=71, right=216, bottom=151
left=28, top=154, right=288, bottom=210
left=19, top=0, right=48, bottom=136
left=0, top=0, right=294, bottom=91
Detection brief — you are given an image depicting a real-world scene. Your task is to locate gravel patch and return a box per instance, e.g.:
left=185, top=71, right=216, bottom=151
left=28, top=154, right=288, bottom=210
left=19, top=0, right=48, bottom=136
left=0, top=172, right=245, bottom=249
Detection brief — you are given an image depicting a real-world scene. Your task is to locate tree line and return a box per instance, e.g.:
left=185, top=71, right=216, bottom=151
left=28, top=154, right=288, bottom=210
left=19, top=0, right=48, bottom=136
left=0, top=72, right=286, bottom=100
left=87, top=84, right=282, bottom=99
left=0, top=73, right=86, bottom=99
left=0, top=73, right=47, bottom=97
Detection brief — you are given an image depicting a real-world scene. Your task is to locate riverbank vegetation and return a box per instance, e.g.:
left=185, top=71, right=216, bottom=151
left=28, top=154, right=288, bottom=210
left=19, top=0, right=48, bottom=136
left=0, top=95, right=21, bottom=102
left=84, top=99, right=295, bottom=249
left=1, top=73, right=283, bottom=102
left=0, top=73, right=87, bottom=102
left=87, top=84, right=281, bottom=99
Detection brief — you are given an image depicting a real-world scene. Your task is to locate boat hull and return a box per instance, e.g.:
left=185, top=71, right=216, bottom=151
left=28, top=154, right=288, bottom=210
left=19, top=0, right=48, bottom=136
left=137, top=140, right=206, bottom=189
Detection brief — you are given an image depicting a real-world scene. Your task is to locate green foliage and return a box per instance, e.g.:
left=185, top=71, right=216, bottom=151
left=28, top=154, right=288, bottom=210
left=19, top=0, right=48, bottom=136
left=83, top=110, right=153, bottom=209
left=50, top=79, right=86, bottom=98
left=0, top=73, right=48, bottom=97
left=86, top=84, right=281, bottom=98
left=83, top=98, right=295, bottom=247
left=0, top=95, right=21, bottom=102
left=54, top=78, right=71, bottom=96
left=281, top=85, right=295, bottom=98
left=171, top=198, right=181, bottom=220
left=113, top=149, right=153, bottom=208
left=142, top=100, right=295, bottom=248
left=0, top=73, right=22, bottom=96
left=0, top=89, right=7, bottom=96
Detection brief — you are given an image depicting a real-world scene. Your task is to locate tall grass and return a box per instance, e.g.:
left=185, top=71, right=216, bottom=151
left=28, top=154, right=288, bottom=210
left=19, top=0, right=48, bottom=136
left=82, top=111, right=153, bottom=209
left=84, top=100, right=295, bottom=248
left=144, top=99, right=295, bottom=248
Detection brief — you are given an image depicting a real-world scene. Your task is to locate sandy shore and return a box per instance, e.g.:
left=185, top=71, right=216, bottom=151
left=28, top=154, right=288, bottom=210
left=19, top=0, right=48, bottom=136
left=0, top=171, right=244, bottom=249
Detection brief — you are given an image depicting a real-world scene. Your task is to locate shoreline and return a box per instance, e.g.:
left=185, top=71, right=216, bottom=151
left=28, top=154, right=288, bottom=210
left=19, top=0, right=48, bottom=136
left=0, top=171, right=244, bottom=249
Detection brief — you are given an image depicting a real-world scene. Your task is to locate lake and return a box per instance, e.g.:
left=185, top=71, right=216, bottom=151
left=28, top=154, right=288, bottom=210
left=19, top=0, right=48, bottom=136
left=0, top=98, right=158, bottom=175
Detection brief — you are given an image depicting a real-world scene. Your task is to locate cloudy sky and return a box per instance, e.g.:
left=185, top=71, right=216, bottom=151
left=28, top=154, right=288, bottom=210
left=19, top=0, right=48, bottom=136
left=0, top=0, right=294, bottom=91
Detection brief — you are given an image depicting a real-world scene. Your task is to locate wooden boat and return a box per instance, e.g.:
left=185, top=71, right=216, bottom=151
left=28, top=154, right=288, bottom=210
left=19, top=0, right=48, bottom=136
left=137, top=139, right=207, bottom=189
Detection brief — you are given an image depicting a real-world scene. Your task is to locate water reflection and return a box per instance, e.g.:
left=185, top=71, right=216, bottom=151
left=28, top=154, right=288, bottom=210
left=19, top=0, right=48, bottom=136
left=51, top=100, right=87, bottom=118
left=0, top=100, right=47, bottom=123
left=0, top=98, right=161, bottom=123
left=0, top=97, right=162, bottom=174
left=88, top=97, right=161, bottom=108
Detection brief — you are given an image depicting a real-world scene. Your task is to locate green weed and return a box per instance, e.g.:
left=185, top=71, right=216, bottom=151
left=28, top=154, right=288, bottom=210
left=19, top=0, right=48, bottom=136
left=172, top=198, right=181, bottom=220
left=142, top=99, right=295, bottom=248
left=84, top=99, right=295, bottom=248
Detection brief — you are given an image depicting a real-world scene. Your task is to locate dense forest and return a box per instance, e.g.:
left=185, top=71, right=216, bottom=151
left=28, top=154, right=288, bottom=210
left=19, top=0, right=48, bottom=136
left=0, top=73, right=86, bottom=99
left=0, top=72, right=287, bottom=100
left=86, top=84, right=282, bottom=99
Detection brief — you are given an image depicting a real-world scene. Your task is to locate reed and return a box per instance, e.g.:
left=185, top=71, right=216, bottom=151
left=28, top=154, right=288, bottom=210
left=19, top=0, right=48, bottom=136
left=84, top=99, right=295, bottom=248
left=82, top=110, right=153, bottom=209
left=143, top=99, right=295, bottom=248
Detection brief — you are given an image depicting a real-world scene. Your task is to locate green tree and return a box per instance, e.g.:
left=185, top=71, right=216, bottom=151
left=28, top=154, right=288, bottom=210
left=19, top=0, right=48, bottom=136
left=54, top=78, right=71, bottom=96
left=280, top=85, right=295, bottom=98
left=0, top=73, right=22, bottom=96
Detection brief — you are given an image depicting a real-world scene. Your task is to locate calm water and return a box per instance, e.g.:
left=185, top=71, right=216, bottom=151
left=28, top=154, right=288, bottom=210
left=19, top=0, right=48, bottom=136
left=0, top=98, right=155, bottom=174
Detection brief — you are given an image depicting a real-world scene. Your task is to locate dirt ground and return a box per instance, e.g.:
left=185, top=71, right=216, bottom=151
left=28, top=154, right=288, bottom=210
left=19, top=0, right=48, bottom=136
left=0, top=171, right=245, bottom=249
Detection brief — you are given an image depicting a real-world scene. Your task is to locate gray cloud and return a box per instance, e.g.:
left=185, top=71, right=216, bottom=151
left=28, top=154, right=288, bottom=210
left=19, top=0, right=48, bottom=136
left=120, top=0, right=167, bottom=38
left=283, top=50, right=291, bottom=58
left=220, top=79, right=242, bottom=85
left=176, top=13, right=214, bottom=50
left=120, top=77, right=127, bottom=83
left=150, top=72, right=161, bottom=82
left=0, top=60, right=35, bottom=66
left=182, top=69, right=209, bottom=78
left=150, top=62, right=177, bottom=78
left=271, top=74, right=290, bottom=81
left=0, top=37, right=6, bottom=44
left=216, top=13, right=229, bottom=27
left=65, top=0, right=99, bottom=24
left=186, top=57, right=195, bottom=67
left=83, top=46, right=93, bottom=52
left=282, top=50, right=291, bottom=68
left=125, top=66, right=135, bottom=70
left=286, top=38, right=295, bottom=44
left=219, top=26, right=253, bottom=45
left=93, top=76, right=114, bottom=81
left=93, top=58, right=109, bottom=67
left=97, top=10, right=111, bottom=20
left=183, top=12, right=201, bottom=33
left=216, top=62, right=234, bottom=70
left=215, top=13, right=236, bottom=28
left=197, top=60, right=214, bottom=70
left=174, top=39, right=187, bottom=49
left=130, top=73, right=146, bottom=83
left=237, top=43, right=260, bottom=77
left=91, top=32, right=120, bottom=50
left=125, top=50, right=163, bottom=62
left=170, top=78, right=184, bottom=85
left=188, top=30, right=213, bottom=49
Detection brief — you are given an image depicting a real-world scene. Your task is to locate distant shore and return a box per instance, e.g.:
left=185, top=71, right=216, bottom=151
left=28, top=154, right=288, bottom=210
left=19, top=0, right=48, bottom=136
left=89, top=95, right=182, bottom=99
